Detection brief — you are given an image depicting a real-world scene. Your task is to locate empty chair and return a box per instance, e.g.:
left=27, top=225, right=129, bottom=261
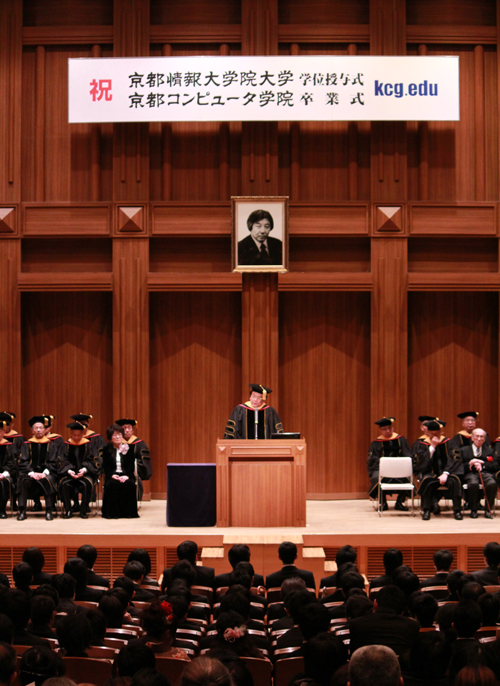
left=378, top=457, right=415, bottom=515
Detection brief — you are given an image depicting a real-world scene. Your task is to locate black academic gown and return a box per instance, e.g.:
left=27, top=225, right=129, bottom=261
left=58, top=439, right=100, bottom=512
left=0, top=441, right=16, bottom=506
left=224, top=402, right=283, bottom=439
left=17, top=438, right=59, bottom=507
left=367, top=433, right=412, bottom=499
left=125, top=435, right=152, bottom=501
left=85, top=431, right=106, bottom=451
left=413, top=436, right=461, bottom=510
left=100, top=442, right=149, bottom=519
left=449, top=431, right=491, bottom=451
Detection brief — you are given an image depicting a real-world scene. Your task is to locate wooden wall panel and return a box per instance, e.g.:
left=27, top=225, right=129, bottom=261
left=0, top=241, right=22, bottom=414
left=408, top=292, right=499, bottom=440
left=21, top=291, right=113, bottom=438
left=279, top=292, right=371, bottom=496
left=278, top=0, right=369, bottom=25
left=149, top=292, right=242, bottom=497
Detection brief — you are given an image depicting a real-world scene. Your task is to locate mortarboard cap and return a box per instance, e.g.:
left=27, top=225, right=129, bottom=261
left=423, top=419, right=445, bottom=431
left=0, top=412, right=15, bottom=422
left=0, top=421, right=7, bottom=431
left=66, top=421, right=86, bottom=431
left=457, top=411, right=479, bottom=419
left=70, top=413, right=93, bottom=423
left=115, top=418, right=137, bottom=427
left=249, top=384, right=272, bottom=401
left=29, top=415, right=49, bottom=428
left=418, top=415, right=436, bottom=423
left=375, top=417, right=395, bottom=427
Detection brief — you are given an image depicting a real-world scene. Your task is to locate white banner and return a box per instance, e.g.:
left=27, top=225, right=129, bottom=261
left=68, top=55, right=459, bottom=123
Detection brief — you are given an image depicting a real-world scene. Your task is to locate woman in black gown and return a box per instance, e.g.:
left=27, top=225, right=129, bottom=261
left=100, top=423, right=140, bottom=519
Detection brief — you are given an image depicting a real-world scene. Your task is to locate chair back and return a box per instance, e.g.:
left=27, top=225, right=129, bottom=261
left=266, top=587, right=282, bottom=603
left=484, top=585, right=500, bottom=594
left=155, top=656, right=190, bottom=686
left=421, top=586, right=449, bottom=600
left=241, top=657, right=272, bottom=686
left=191, top=585, right=214, bottom=604
left=63, top=657, right=112, bottom=686
left=75, top=600, right=99, bottom=610
left=252, top=585, right=266, bottom=597
left=87, top=645, right=118, bottom=659
left=133, top=601, right=151, bottom=611
left=103, top=637, right=127, bottom=650
left=320, top=586, right=336, bottom=598
left=274, top=656, right=305, bottom=686
left=379, top=456, right=413, bottom=479
left=140, top=585, right=161, bottom=597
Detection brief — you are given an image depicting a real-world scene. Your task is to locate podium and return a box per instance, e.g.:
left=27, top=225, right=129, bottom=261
left=216, top=439, right=306, bottom=527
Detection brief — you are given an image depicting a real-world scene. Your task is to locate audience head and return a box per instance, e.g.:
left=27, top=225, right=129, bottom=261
left=86, top=608, right=107, bottom=645
left=435, top=603, right=458, bottom=642
left=168, top=595, right=189, bottom=622
left=166, top=579, right=191, bottom=604
left=297, top=602, right=331, bottom=640
left=447, top=569, right=466, bottom=599
left=433, top=548, right=453, bottom=572
left=21, top=548, right=45, bottom=576
left=479, top=593, right=500, bottom=626
left=456, top=666, right=499, bottom=686
left=127, top=550, right=153, bottom=577
left=391, top=566, right=420, bottom=598
left=130, top=668, right=170, bottom=686
left=180, top=657, right=232, bottom=686
left=76, top=544, right=98, bottom=570
left=460, top=581, right=485, bottom=603
left=5, top=590, right=31, bottom=632
left=123, top=561, right=146, bottom=585
left=454, top=599, right=482, bottom=638
left=177, top=541, right=198, bottom=566
left=140, top=600, right=177, bottom=640
left=51, top=573, right=76, bottom=600
left=349, top=645, right=402, bottom=686
left=336, top=562, right=359, bottom=586
left=0, top=642, right=16, bottom=686
left=63, top=558, right=89, bottom=592
left=281, top=576, right=306, bottom=601
left=303, top=633, right=348, bottom=686
left=33, top=584, right=59, bottom=607
left=484, top=542, right=500, bottom=568
left=409, top=631, right=452, bottom=680
left=285, top=589, right=317, bottom=623
left=456, top=573, right=477, bottom=599
left=340, top=571, right=365, bottom=598
left=0, top=616, right=13, bottom=645
left=13, top=563, right=33, bottom=591
left=346, top=594, right=373, bottom=620
left=220, top=590, right=250, bottom=621
left=0, top=577, right=9, bottom=591
left=449, top=643, right=488, bottom=685
left=228, top=564, right=252, bottom=591
left=99, top=594, right=125, bottom=628
left=30, top=595, right=55, bottom=628
left=169, top=561, right=196, bottom=588
left=19, top=647, right=64, bottom=686
left=113, top=576, right=136, bottom=600
left=383, top=549, right=403, bottom=576
left=409, top=592, right=438, bottom=628
left=114, top=644, right=156, bottom=678
left=336, top=545, right=357, bottom=568
left=56, top=613, right=92, bottom=656
left=228, top=545, right=251, bottom=569
left=278, top=541, right=297, bottom=565
left=374, top=586, right=406, bottom=615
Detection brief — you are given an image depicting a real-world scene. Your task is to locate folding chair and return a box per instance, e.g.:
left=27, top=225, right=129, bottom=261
left=378, top=457, right=415, bottom=515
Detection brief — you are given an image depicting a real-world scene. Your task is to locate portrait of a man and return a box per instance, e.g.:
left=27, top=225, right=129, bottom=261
left=238, top=209, right=283, bottom=266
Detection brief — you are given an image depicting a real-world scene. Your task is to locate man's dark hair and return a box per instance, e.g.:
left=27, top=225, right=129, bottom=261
left=392, top=569, right=420, bottom=598
left=51, top=573, right=76, bottom=600
left=228, top=544, right=251, bottom=569
left=454, top=599, right=482, bottom=638
left=33, top=584, right=59, bottom=606
left=336, top=545, right=357, bottom=567
left=349, top=645, right=401, bottom=686
left=447, top=569, right=466, bottom=599
left=130, top=667, right=170, bottom=686
left=383, top=548, right=403, bottom=575
left=13, top=563, right=33, bottom=590
left=336, top=562, right=359, bottom=586
left=459, top=580, right=484, bottom=603
left=107, top=588, right=130, bottom=612
left=176, top=541, right=198, bottom=565
left=409, top=592, right=438, bottom=627
left=169, top=560, right=196, bottom=588
left=113, top=576, right=135, bottom=600
left=30, top=595, right=55, bottom=627
left=228, top=565, right=252, bottom=591
left=303, top=633, right=348, bottom=686
left=410, top=631, right=452, bottom=680
left=340, top=571, right=365, bottom=597
left=483, top=542, right=500, bottom=568
left=278, top=541, right=297, bottom=565
left=478, top=593, right=500, bottom=626
left=166, top=579, right=191, bottom=603
left=56, top=613, right=92, bottom=655
left=63, top=558, right=89, bottom=593
left=0, top=616, right=13, bottom=645
left=21, top=548, right=45, bottom=575
left=247, top=209, right=274, bottom=232
left=220, top=590, right=250, bottom=620
left=99, top=594, right=125, bottom=628
left=375, top=585, right=406, bottom=614
left=127, top=549, right=152, bottom=577
left=114, top=644, right=156, bottom=678
left=297, top=602, right=331, bottom=640
left=285, top=590, right=317, bottom=623
left=5, top=590, right=31, bottom=632
left=86, top=608, right=107, bottom=646
left=346, top=594, right=373, bottom=620
left=77, top=544, right=97, bottom=569
left=19, top=647, right=64, bottom=686
left=281, top=576, right=306, bottom=600
left=435, top=603, right=457, bottom=642
left=168, top=595, right=189, bottom=621
left=0, top=642, right=16, bottom=684
left=433, top=549, right=453, bottom=571
left=123, top=561, right=146, bottom=583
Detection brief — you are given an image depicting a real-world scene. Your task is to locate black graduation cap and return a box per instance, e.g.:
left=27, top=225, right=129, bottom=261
left=249, top=384, right=272, bottom=401
left=457, top=411, right=479, bottom=419
left=374, top=417, right=395, bottom=427
left=44, top=415, right=54, bottom=426
left=0, top=421, right=7, bottom=431
left=115, top=418, right=137, bottom=427
left=66, top=421, right=86, bottom=431
left=29, top=415, right=49, bottom=428
left=70, top=413, right=93, bottom=423
left=418, top=415, right=436, bottom=423
left=0, top=412, right=15, bottom=422
left=423, top=419, right=445, bottom=431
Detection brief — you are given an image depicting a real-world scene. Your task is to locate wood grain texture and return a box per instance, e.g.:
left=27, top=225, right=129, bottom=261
left=21, top=291, right=113, bottom=439
left=409, top=204, right=497, bottom=235
left=0, top=241, right=21, bottom=414
left=408, top=292, right=498, bottom=441
left=152, top=203, right=232, bottom=236
left=289, top=204, right=369, bottom=235
left=149, top=292, right=241, bottom=498
left=279, top=292, right=371, bottom=495
left=23, top=204, right=111, bottom=236
left=18, top=273, right=113, bottom=291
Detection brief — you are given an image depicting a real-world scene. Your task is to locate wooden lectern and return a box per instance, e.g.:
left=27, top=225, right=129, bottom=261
left=216, top=439, right=306, bottom=527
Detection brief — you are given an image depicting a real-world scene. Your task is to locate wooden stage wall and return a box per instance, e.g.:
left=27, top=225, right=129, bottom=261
left=1, top=0, right=500, bottom=500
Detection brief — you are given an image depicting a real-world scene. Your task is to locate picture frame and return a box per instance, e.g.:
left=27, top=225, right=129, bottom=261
left=231, top=196, right=289, bottom=273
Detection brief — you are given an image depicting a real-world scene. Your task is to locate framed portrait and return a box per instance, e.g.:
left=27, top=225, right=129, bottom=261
left=231, top=196, right=289, bottom=273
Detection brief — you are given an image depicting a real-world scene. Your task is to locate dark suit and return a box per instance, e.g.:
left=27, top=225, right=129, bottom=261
left=266, top=565, right=315, bottom=591
left=470, top=566, right=500, bottom=585
left=237, top=235, right=283, bottom=266
left=369, top=574, right=392, bottom=590
left=420, top=572, right=449, bottom=588
left=455, top=445, right=498, bottom=512
left=214, top=571, right=264, bottom=589
left=161, top=564, right=215, bottom=592
left=348, top=608, right=420, bottom=670
left=87, top=569, right=110, bottom=588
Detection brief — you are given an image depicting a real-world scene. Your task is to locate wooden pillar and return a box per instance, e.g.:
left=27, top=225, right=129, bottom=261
left=113, top=238, right=150, bottom=498
left=371, top=239, right=408, bottom=436
left=0, top=240, right=21, bottom=416
left=241, top=274, right=279, bottom=404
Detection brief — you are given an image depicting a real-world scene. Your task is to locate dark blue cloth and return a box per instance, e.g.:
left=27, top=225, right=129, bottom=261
left=167, top=463, right=216, bottom=526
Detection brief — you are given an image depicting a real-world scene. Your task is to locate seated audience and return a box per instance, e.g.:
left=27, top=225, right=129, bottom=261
left=50, top=573, right=77, bottom=614
left=13, top=563, right=33, bottom=595
left=113, top=644, right=156, bottom=679
left=22, top=547, right=52, bottom=586
left=320, top=545, right=358, bottom=589
left=265, top=541, right=315, bottom=591
left=0, top=616, right=14, bottom=645
left=56, top=613, right=92, bottom=657
left=290, top=632, right=348, bottom=686
left=123, top=562, right=155, bottom=602
left=127, top=550, right=158, bottom=587
left=455, top=665, right=499, bottom=686
left=275, top=600, right=330, bottom=654
left=27, top=595, right=57, bottom=639
left=478, top=593, right=500, bottom=628
left=180, top=657, right=232, bottom=686
left=471, top=542, right=500, bottom=585
left=99, top=594, right=128, bottom=630
left=6, top=590, right=50, bottom=647
left=130, top=668, right=171, bottom=686
left=64, top=557, right=103, bottom=602
left=348, top=645, right=403, bottom=686
left=207, top=611, right=264, bottom=659
left=322, top=571, right=365, bottom=618
left=19, top=647, right=65, bottom=686
left=214, top=543, right=264, bottom=589
left=420, top=549, right=453, bottom=588
left=370, top=549, right=403, bottom=590
left=0, top=642, right=16, bottom=686
left=267, top=576, right=306, bottom=623
left=408, top=592, right=438, bottom=629
left=129, top=600, right=190, bottom=659
left=77, top=544, right=110, bottom=588
left=161, top=541, right=215, bottom=591
left=403, top=631, right=451, bottom=686
left=87, top=607, right=107, bottom=646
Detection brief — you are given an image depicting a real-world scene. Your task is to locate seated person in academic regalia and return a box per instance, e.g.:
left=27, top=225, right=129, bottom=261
left=0, top=411, right=24, bottom=512
left=0, top=420, right=17, bottom=518
left=58, top=421, right=100, bottom=519
left=70, top=413, right=106, bottom=450
left=115, top=418, right=152, bottom=501
left=413, top=419, right=463, bottom=521
left=451, top=428, right=498, bottom=519
left=449, top=411, right=490, bottom=451
left=17, top=416, right=59, bottom=521
left=411, top=415, right=435, bottom=454
left=367, top=417, right=412, bottom=511
left=44, top=415, right=64, bottom=452
left=224, top=384, right=283, bottom=439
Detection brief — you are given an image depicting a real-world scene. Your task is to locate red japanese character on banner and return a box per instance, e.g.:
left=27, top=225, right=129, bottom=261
left=89, top=79, right=113, bottom=102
